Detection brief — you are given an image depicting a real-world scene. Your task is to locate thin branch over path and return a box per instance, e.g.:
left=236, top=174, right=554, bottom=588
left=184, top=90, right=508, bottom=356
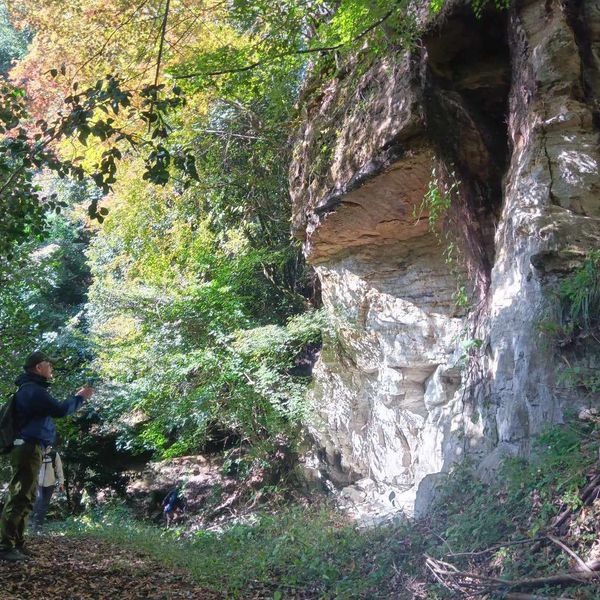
left=173, top=8, right=396, bottom=80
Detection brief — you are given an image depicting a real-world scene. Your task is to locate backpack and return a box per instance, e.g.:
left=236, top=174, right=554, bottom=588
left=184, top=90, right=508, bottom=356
left=0, top=382, right=36, bottom=454
left=0, top=394, right=17, bottom=454
left=163, top=488, right=186, bottom=510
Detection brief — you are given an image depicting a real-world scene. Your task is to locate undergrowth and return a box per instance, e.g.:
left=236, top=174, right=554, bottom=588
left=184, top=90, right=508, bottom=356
left=558, top=251, right=600, bottom=338
left=53, top=504, right=415, bottom=599
left=433, top=422, right=594, bottom=551
left=424, top=417, right=600, bottom=598
left=53, top=419, right=600, bottom=599
left=540, top=250, right=600, bottom=396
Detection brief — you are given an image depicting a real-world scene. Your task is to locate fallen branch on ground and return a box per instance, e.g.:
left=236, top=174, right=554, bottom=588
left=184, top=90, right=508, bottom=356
left=546, top=534, right=591, bottom=572
left=425, top=555, right=510, bottom=596
left=424, top=554, right=600, bottom=597
left=529, top=472, right=600, bottom=553
left=505, top=569, right=600, bottom=592
left=446, top=537, right=542, bottom=558
left=552, top=473, right=600, bottom=531
left=506, top=594, right=575, bottom=600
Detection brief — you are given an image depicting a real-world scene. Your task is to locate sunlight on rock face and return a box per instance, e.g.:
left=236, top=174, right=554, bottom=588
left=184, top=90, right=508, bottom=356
left=308, top=239, right=467, bottom=515
left=557, top=150, right=597, bottom=185
left=490, top=265, right=526, bottom=314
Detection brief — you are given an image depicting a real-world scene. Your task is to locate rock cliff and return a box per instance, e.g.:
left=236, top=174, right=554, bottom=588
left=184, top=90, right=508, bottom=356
left=291, top=0, right=600, bottom=518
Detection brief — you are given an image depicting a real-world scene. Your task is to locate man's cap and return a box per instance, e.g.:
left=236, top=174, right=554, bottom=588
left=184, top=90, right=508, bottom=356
left=24, top=351, right=57, bottom=370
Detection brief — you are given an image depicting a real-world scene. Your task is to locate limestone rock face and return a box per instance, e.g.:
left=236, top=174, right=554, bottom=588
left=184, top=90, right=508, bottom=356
left=291, top=0, right=600, bottom=517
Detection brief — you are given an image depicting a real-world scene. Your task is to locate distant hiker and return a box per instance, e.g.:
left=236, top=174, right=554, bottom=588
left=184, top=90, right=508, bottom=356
left=29, top=446, right=64, bottom=533
left=162, top=487, right=186, bottom=527
left=0, top=351, right=93, bottom=562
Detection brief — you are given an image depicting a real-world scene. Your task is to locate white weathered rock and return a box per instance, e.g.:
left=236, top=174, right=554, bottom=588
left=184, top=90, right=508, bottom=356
left=292, top=0, right=600, bottom=518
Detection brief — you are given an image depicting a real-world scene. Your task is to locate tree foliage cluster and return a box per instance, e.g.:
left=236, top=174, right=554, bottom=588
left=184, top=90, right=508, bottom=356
left=0, top=200, right=89, bottom=396
left=0, top=0, right=422, bottom=468
left=0, top=68, right=200, bottom=256
left=85, top=169, right=325, bottom=457
left=0, top=3, right=27, bottom=74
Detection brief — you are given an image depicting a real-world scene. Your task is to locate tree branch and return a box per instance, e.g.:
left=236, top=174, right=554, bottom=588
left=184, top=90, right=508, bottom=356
left=506, top=594, right=577, bottom=600
left=173, top=8, right=396, bottom=80
left=546, top=534, right=591, bottom=573
left=506, top=569, right=600, bottom=592
left=154, top=0, right=171, bottom=88
left=74, top=0, right=152, bottom=78
left=446, top=537, right=541, bottom=558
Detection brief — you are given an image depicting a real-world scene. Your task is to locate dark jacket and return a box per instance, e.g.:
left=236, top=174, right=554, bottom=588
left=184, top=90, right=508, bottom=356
left=14, top=372, right=84, bottom=446
left=162, top=488, right=185, bottom=510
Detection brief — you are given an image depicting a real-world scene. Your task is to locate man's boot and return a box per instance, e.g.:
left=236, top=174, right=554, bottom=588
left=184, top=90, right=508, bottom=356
left=0, top=548, right=29, bottom=562
left=16, top=544, right=35, bottom=557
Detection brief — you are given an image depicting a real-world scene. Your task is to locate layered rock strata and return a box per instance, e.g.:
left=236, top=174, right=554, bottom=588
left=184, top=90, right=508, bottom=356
left=291, top=0, right=600, bottom=517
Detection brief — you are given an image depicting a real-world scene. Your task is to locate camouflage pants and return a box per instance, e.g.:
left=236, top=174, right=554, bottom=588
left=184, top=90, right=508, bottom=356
left=0, top=441, right=42, bottom=550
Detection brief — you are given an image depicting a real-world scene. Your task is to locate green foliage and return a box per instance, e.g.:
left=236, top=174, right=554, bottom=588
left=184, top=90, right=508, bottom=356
left=431, top=0, right=510, bottom=17
left=175, top=0, right=416, bottom=82
left=457, top=334, right=483, bottom=366
left=58, top=502, right=413, bottom=599
left=0, top=197, right=90, bottom=396
left=470, top=0, right=511, bottom=18
left=453, top=284, right=469, bottom=310
left=558, top=365, right=600, bottom=394
left=0, top=75, right=197, bottom=257
left=558, top=251, right=600, bottom=338
left=89, top=288, right=325, bottom=459
left=429, top=0, right=445, bottom=13
left=0, top=179, right=148, bottom=497
left=414, top=167, right=471, bottom=312
left=79, top=6, right=323, bottom=462
left=429, top=419, right=598, bottom=557
left=413, top=167, right=458, bottom=232
left=85, top=178, right=323, bottom=458
left=539, top=251, right=600, bottom=394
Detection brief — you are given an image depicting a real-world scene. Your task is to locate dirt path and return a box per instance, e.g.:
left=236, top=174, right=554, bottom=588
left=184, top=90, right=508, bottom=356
left=0, top=534, right=221, bottom=599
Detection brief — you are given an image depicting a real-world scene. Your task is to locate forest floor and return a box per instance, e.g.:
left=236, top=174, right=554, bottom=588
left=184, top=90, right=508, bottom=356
left=0, top=534, right=221, bottom=600
left=2, top=419, right=600, bottom=599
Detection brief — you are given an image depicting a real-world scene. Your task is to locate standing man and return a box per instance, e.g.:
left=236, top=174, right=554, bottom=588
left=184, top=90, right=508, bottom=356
left=29, top=446, right=64, bottom=533
left=0, top=351, right=93, bottom=562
